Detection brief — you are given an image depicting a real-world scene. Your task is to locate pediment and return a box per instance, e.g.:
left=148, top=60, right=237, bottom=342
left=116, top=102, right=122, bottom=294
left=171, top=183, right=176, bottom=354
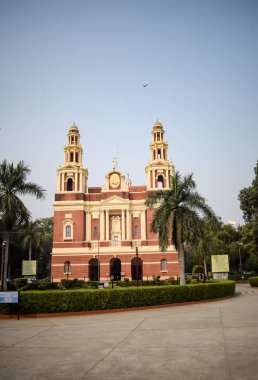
left=101, top=195, right=129, bottom=206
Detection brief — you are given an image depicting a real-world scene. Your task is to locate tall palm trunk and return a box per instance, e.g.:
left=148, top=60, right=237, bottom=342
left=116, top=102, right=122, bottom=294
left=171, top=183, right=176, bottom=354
left=178, top=240, right=186, bottom=285
left=29, top=243, right=32, bottom=261
left=203, top=251, right=208, bottom=280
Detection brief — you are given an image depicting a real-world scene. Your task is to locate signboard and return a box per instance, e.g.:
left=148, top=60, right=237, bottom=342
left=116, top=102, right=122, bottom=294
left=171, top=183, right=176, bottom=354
left=22, top=260, right=37, bottom=276
left=213, top=273, right=228, bottom=280
left=211, top=255, right=229, bottom=273
left=99, top=282, right=109, bottom=289
left=0, top=291, right=19, bottom=303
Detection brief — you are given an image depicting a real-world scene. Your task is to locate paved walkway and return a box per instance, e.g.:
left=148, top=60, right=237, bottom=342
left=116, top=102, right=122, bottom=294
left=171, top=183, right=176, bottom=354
left=0, top=283, right=258, bottom=380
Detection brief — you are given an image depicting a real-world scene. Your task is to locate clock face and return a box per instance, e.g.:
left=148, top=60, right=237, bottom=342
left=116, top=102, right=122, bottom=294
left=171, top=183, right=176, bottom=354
left=110, top=173, right=120, bottom=189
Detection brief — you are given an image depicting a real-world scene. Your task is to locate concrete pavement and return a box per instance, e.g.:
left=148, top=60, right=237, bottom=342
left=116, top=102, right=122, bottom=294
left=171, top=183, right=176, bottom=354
left=0, top=283, right=258, bottom=380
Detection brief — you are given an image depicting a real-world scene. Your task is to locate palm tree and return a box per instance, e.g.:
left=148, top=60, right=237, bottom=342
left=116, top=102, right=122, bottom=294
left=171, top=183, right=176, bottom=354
left=0, top=160, right=45, bottom=289
left=145, top=172, right=216, bottom=284
left=19, top=221, right=42, bottom=261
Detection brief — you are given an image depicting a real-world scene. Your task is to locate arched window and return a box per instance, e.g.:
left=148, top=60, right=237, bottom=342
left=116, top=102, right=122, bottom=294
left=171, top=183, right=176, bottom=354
left=161, top=259, right=167, bottom=272
left=67, top=178, right=73, bottom=191
left=64, top=261, right=71, bottom=274
left=93, top=226, right=98, bottom=239
left=89, top=258, right=99, bottom=281
left=131, top=257, right=143, bottom=280
left=63, top=220, right=73, bottom=241
left=157, top=175, right=164, bottom=189
left=110, top=258, right=121, bottom=281
left=65, top=225, right=71, bottom=238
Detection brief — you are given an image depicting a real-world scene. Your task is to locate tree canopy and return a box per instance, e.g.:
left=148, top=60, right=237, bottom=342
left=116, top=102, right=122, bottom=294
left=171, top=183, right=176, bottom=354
left=0, top=160, right=45, bottom=289
left=239, top=160, right=258, bottom=223
left=145, top=171, right=217, bottom=284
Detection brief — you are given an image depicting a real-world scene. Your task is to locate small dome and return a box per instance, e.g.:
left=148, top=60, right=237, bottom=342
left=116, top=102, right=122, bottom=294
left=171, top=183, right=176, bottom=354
left=153, top=120, right=163, bottom=128
left=69, top=122, right=79, bottom=133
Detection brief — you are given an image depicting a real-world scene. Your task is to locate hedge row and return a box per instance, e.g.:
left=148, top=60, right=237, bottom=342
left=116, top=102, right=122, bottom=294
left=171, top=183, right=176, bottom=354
left=249, top=276, right=258, bottom=287
left=0, top=281, right=235, bottom=315
left=8, top=278, right=183, bottom=291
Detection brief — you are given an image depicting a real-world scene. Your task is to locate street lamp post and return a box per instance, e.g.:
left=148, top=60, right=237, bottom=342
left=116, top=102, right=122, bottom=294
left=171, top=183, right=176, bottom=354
left=1, top=241, right=6, bottom=291
left=237, top=242, right=243, bottom=278
left=136, top=246, right=139, bottom=287
left=97, top=237, right=100, bottom=283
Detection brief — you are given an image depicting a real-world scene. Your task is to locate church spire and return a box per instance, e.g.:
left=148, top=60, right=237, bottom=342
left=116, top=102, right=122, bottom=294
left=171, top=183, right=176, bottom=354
left=56, top=123, right=88, bottom=193
left=145, top=120, right=174, bottom=190
left=64, top=123, right=83, bottom=167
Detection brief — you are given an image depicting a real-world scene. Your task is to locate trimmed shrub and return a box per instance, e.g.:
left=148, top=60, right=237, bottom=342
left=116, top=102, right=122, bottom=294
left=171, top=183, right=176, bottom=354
left=21, top=281, right=59, bottom=291
left=0, top=281, right=235, bottom=315
left=249, top=276, right=258, bottom=287
left=14, top=278, right=28, bottom=289
left=86, top=281, right=99, bottom=289
left=58, top=278, right=85, bottom=289
left=116, top=279, right=169, bottom=287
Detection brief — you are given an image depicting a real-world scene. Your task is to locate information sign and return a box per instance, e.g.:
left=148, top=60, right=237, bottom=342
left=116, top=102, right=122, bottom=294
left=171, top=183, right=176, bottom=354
left=22, top=260, right=37, bottom=275
left=0, top=291, right=19, bottom=304
left=211, top=255, right=229, bottom=273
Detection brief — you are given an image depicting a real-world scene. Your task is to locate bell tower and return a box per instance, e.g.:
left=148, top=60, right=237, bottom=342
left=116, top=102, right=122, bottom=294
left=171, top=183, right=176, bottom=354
left=145, top=120, right=174, bottom=191
left=57, top=123, right=88, bottom=193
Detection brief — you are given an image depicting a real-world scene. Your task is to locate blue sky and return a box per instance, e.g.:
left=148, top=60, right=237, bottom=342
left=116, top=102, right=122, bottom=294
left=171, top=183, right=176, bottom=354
left=0, top=0, right=257, bottom=225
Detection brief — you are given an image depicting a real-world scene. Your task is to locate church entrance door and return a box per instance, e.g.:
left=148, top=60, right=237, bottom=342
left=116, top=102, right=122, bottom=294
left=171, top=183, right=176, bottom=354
left=110, top=258, right=121, bottom=281
left=131, top=257, right=143, bottom=280
left=89, top=258, right=99, bottom=281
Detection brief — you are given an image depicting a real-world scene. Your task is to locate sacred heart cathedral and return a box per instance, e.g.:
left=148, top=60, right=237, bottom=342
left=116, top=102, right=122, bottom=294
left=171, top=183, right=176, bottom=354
left=51, top=121, right=179, bottom=282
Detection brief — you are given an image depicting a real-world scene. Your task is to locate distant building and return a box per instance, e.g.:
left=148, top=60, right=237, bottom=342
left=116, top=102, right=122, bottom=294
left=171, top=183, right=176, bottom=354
left=51, top=121, right=179, bottom=282
left=227, top=220, right=237, bottom=229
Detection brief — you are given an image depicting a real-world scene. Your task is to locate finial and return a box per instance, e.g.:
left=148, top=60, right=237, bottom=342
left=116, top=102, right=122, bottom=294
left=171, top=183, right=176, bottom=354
left=112, top=157, right=118, bottom=171
left=126, top=173, right=132, bottom=186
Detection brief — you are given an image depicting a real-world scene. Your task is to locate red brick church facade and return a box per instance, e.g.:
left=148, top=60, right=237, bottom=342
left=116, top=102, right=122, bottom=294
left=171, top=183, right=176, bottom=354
left=51, top=121, right=179, bottom=282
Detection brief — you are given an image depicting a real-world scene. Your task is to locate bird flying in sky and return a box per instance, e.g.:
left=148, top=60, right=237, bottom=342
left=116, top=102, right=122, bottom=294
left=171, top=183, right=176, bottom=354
left=143, top=84, right=148, bottom=87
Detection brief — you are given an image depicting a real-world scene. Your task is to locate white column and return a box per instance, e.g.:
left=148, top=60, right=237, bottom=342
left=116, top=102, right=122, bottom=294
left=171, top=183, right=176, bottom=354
left=166, top=169, right=169, bottom=188
left=126, top=210, right=130, bottom=240
left=147, top=170, right=151, bottom=190
left=153, top=170, right=156, bottom=189
left=105, top=210, right=109, bottom=241
left=75, top=172, right=78, bottom=192
left=100, top=210, right=105, bottom=240
left=121, top=210, right=125, bottom=240
left=141, top=211, right=146, bottom=240
left=86, top=212, right=91, bottom=241
left=79, top=170, right=83, bottom=192
left=61, top=173, right=64, bottom=192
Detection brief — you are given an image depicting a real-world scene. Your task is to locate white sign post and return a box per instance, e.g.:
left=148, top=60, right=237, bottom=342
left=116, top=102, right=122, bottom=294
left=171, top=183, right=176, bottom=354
left=211, top=255, right=229, bottom=280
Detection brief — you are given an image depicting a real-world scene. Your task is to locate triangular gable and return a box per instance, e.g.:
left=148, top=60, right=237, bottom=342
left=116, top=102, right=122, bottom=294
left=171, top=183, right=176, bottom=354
left=101, top=195, right=130, bottom=206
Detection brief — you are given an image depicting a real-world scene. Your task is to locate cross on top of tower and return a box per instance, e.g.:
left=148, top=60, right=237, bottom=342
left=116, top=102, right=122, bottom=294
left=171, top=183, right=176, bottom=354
left=112, top=157, right=118, bottom=171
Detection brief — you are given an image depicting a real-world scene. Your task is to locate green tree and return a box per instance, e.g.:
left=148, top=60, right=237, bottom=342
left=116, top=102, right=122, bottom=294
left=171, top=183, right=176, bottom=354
left=238, top=160, right=258, bottom=272
left=19, top=221, right=42, bottom=261
left=34, top=217, right=53, bottom=279
left=239, top=160, right=258, bottom=223
left=192, top=217, right=221, bottom=279
left=241, top=223, right=258, bottom=271
left=145, top=172, right=216, bottom=284
left=0, top=160, right=45, bottom=289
